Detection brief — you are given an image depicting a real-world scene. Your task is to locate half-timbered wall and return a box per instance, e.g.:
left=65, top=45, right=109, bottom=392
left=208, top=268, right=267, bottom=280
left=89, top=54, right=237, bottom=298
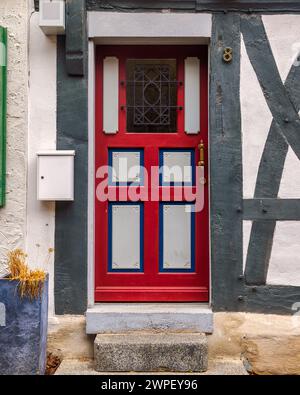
left=211, top=11, right=300, bottom=314
left=30, top=0, right=300, bottom=315
left=242, top=15, right=300, bottom=288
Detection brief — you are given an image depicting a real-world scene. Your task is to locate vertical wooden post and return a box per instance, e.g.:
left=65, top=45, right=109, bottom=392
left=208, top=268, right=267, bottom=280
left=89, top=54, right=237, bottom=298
left=210, top=13, right=244, bottom=310
left=66, top=0, right=86, bottom=76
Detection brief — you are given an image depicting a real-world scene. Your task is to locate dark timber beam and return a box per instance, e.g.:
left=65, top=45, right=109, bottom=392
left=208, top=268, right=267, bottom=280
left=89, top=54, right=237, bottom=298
left=210, top=13, right=243, bottom=312
left=243, top=285, right=300, bottom=315
left=34, top=1, right=86, bottom=76
left=87, top=0, right=195, bottom=11
left=195, top=0, right=300, bottom=12
left=35, top=1, right=300, bottom=13
left=241, top=15, right=300, bottom=162
left=243, top=199, right=300, bottom=221
left=66, top=0, right=87, bottom=76
left=55, top=36, right=88, bottom=314
left=86, top=0, right=300, bottom=12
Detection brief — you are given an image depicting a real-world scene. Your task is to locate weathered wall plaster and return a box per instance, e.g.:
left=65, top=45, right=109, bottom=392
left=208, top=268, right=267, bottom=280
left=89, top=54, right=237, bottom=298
left=47, top=312, right=300, bottom=375
left=0, top=1, right=29, bottom=269
left=27, top=10, right=56, bottom=316
left=241, top=14, right=300, bottom=286
left=209, top=312, right=300, bottom=375
left=48, top=315, right=94, bottom=360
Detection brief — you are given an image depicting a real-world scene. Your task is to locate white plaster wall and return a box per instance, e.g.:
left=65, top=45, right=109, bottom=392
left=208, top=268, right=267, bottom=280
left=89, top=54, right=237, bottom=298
left=241, top=15, right=300, bottom=286
left=264, top=15, right=300, bottom=199
left=0, top=1, right=29, bottom=268
left=27, top=10, right=56, bottom=316
left=267, top=222, right=300, bottom=286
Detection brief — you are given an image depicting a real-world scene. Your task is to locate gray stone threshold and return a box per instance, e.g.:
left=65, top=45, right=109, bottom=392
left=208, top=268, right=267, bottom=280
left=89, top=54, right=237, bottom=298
left=86, top=303, right=213, bottom=334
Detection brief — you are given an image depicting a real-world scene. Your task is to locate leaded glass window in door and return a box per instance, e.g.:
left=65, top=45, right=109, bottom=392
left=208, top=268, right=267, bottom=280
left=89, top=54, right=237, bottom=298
left=126, top=59, right=177, bottom=133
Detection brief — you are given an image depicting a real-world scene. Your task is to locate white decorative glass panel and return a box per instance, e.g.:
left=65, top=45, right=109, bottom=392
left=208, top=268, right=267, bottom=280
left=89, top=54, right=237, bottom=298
left=103, top=56, right=119, bottom=134
left=111, top=205, right=141, bottom=270
left=162, top=151, right=192, bottom=184
left=184, top=57, right=200, bottom=134
left=111, top=150, right=141, bottom=183
left=162, top=204, right=192, bottom=270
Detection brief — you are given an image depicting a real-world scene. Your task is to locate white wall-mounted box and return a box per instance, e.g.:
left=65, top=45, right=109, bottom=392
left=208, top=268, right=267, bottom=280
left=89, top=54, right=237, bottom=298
left=39, top=0, right=65, bottom=35
left=37, top=151, right=75, bottom=201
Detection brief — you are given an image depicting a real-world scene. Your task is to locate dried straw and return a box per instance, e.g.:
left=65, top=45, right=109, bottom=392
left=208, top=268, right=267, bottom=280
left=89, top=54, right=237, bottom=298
left=7, top=249, right=46, bottom=300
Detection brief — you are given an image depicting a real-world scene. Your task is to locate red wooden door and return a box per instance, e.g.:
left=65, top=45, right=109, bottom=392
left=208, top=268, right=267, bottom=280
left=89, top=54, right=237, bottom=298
left=95, top=46, right=209, bottom=302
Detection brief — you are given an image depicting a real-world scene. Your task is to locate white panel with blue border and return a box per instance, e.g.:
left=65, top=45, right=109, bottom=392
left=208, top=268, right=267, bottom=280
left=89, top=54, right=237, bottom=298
left=159, top=149, right=195, bottom=185
left=108, top=148, right=144, bottom=186
left=159, top=202, right=195, bottom=272
left=108, top=202, right=144, bottom=272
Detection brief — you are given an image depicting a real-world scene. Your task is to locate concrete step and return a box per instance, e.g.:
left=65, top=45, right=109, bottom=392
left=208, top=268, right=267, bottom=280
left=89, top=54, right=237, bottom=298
left=86, top=303, right=213, bottom=334
left=94, top=332, right=208, bottom=372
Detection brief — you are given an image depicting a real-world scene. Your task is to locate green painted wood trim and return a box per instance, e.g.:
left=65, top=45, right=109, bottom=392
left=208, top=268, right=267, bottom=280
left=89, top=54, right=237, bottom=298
left=243, top=199, right=300, bottom=220
left=0, top=27, right=7, bottom=208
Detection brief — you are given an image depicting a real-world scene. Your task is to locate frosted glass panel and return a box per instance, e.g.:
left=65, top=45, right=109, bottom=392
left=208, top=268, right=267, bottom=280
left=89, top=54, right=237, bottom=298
left=111, top=150, right=142, bottom=184
left=111, top=204, right=141, bottom=270
left=184, top=57, right=200, bottom=134
left=162, top=150, right=192, bottom=184
left=103, top=57, right=119, bottom=134
left=162, top=204, right=193, bottom=270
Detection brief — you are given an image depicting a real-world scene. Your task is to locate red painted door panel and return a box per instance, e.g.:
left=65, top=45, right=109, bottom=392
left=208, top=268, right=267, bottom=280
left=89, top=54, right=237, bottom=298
left=95, top=46, right=209, bottom=302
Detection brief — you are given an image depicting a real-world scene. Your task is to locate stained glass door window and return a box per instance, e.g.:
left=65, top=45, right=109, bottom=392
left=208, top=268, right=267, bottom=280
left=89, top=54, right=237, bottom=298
left=126, top=59, right=177, bottom=133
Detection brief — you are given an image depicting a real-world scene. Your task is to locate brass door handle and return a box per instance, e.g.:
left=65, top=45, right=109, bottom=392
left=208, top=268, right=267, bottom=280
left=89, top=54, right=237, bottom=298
left=198, top=140, right=206, bottom=185
left=198, top=140, right=205, bottom=167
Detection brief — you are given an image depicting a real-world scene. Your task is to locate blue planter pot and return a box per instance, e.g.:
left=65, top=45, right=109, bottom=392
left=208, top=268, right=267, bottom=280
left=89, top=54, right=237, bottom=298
left=0, top=275, right=48, bottom=375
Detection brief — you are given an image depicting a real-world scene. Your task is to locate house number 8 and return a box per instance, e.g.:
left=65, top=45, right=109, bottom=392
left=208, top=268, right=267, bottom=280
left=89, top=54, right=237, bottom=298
left=223, top=47, right=233, bottom=63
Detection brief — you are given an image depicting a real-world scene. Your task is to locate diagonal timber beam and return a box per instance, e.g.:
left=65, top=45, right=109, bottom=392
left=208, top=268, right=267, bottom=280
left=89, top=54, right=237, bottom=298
left=241, top=14, right=300, bottom=161
left=242, top=14, right=300, bottom=285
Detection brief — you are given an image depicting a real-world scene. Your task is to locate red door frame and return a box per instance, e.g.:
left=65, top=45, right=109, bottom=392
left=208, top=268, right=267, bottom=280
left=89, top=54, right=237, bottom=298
left=95, top=45, right=209, bottom=302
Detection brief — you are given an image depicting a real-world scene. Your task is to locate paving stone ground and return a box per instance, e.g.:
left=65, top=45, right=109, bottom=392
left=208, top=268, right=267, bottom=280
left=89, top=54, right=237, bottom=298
left=55, top=358, right=248, bottom=375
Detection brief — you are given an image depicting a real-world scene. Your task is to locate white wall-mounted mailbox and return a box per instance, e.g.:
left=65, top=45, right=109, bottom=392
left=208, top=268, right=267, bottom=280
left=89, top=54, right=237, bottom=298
left=39, top=0, right=65, bottom=35
left=37, top=150, right=75, bottom=201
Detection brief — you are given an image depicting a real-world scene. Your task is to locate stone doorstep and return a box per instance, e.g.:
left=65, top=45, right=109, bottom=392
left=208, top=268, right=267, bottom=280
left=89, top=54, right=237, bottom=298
left=86, top=303, right=213, bottom=334
left=94, top=332, right=208, bottom=373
